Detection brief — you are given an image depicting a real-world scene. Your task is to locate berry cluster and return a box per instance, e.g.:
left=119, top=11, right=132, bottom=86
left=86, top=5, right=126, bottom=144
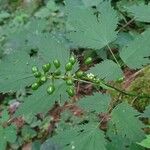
left=31, top=56, right=94, bottom=97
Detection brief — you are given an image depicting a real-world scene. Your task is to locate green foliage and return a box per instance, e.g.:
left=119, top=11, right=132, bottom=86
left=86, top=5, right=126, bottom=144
left=138, top=135, right=150, bottom=148
left=87, top=60, right=123, bottom=81
left=15, top=81, right=68, bottom=117
left=77, top=93, right=111, bottom=113
left=0, top=11, right=10, bottom=22
left=107, top=102, right=145, bottom=143
left=21, top=125, right=37, bottom=142
left=52, top=122, right=107, bottom=150
left=142, top=105, right=150, bottom=118
left=0, top=0, right=150, bottom=149
left=35, top=0, right=59, bottom=18
left=40, top=139, right=60, bottom=150
left=125, top=3, right=150, bottom=23
left=0, top=125, right=17, bottom=150
left=66, top=1, right=118, bottom=49
left=0, top=109, right=9, bottom=124
left=0, top=51, right=36, bottom=92
left=120, top=29, right=150, bottom=69
left=82, top=0, right=103, bottom=7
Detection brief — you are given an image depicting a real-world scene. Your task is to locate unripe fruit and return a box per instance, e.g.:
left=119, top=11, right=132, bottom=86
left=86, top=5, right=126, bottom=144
left=65, top=62, right=73, bottom=71
left=32, top=66, right=38, bottom=73
left=40, top=75, right=47, bottom=83
left=33, top=71, right=41, bottom=78
left=69, top=55, right=76, bottom=65
left=95, top=78, right=100, bottom=84
left=84, top=57, right=92, bottom=65
left=42, top=63, right=51, bottom=72
left=53, top=59, right=61, bottom=68
left=66, top=79, right=73, bottom=85
left=31, top=83, right=39, bottom=90
left=47, top=85, right=55, bottom=95
left=66, top=87, right=75, bottom=97
left=76, top=70, right=84, bottom=78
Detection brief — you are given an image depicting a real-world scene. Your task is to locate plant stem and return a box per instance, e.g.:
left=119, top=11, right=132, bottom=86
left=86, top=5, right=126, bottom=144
left=73, top=77, right=150, bottom=99
left=52, top=74, right=150, bottom=99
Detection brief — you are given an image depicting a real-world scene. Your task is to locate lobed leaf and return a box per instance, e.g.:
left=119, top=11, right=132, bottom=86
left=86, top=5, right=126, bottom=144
left=107, top=102, right=145, bottom=143
left=87, top=60, right=123, bottom=81
left=66, top=1, right=118, bottom=49
left=125, top=3, right=150, bottom=23
left=15, top=81, right=68, bottom=117
left=77, top=93, right=111, bottom=113
left=120, top=29, right=150, bottom=69
left=52, top=122, right=107, bottom=150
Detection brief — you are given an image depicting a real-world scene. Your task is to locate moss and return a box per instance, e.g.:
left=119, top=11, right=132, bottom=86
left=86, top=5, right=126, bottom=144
left=125, top=66, right=150, bottom=111
left=109, top=66, right=150, bottom=112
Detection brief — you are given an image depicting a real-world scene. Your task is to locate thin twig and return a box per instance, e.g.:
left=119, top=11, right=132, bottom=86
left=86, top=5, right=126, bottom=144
left=50, top=75, right=150, bottom=99
left=107, top=44, right=121, bottom=68
left=72, top=78, right=150, bottom=99
left=118, top=18, right=135, bottom=32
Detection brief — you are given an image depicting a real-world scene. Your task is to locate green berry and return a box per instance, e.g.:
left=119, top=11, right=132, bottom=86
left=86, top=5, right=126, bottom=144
left=76, top=70, right=84, bottom=78
left=40, top=76, right=47, bottom=83
left=117, top=77, right=124, bottom=83
left=95, top=78, right=100, bottom=84
left=47, top=85, right=55, bottom=95
left=84, top=57, right=92, bottom=65
left=36, top=78, right=42, bottom=86
left=53, top=59, right=61, bottom=68
left=65, top=62, right=73, bottom=71
left=69, top=55, right=76, bottom=65
left=66, top=86, right=75, bottom=97
left=54, top=69, right=61, bottom=76
left=42, top=63, right=51, bottom=72
left=31, top=83, right=39, bottom=90
left=33, top=71, right=41, bottom=78
left=66, top=79, right=73, bottom=85
left=32, top=66, right=38, bottom=73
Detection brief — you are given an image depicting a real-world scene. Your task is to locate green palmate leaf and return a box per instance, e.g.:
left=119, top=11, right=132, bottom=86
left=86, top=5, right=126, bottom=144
left=27, top=33, right=70, bottom=71
left=108, top=102, right=145, bottom=143
left=107, top=135, right=144, bottom=150
left=138, top=135, right=150, bottom=148
left=5, top=19, right=50, bottom=52
left=29, top=33, right=79, bottom=73
left=142, top=105, right=150, bottom=118
left=115, top=32, right=134, bottom=48
left=120, top=29, right=150, bottom=69
left=52, top=122, right=107, bottom=150
left=0, top=51, right=36, bottom=92
left=66, top=1, right=118, bottom=49
left=87, top=60, right=123, bottom=81
left=125, top=3, right=150, bottom=23
left=0, top=125, right=17, bottom=150
left=15, top=81, right=68, bottom=117
left=77, top=93, right=111, bottom=113
left=0, top=34, right=69, bottom=92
